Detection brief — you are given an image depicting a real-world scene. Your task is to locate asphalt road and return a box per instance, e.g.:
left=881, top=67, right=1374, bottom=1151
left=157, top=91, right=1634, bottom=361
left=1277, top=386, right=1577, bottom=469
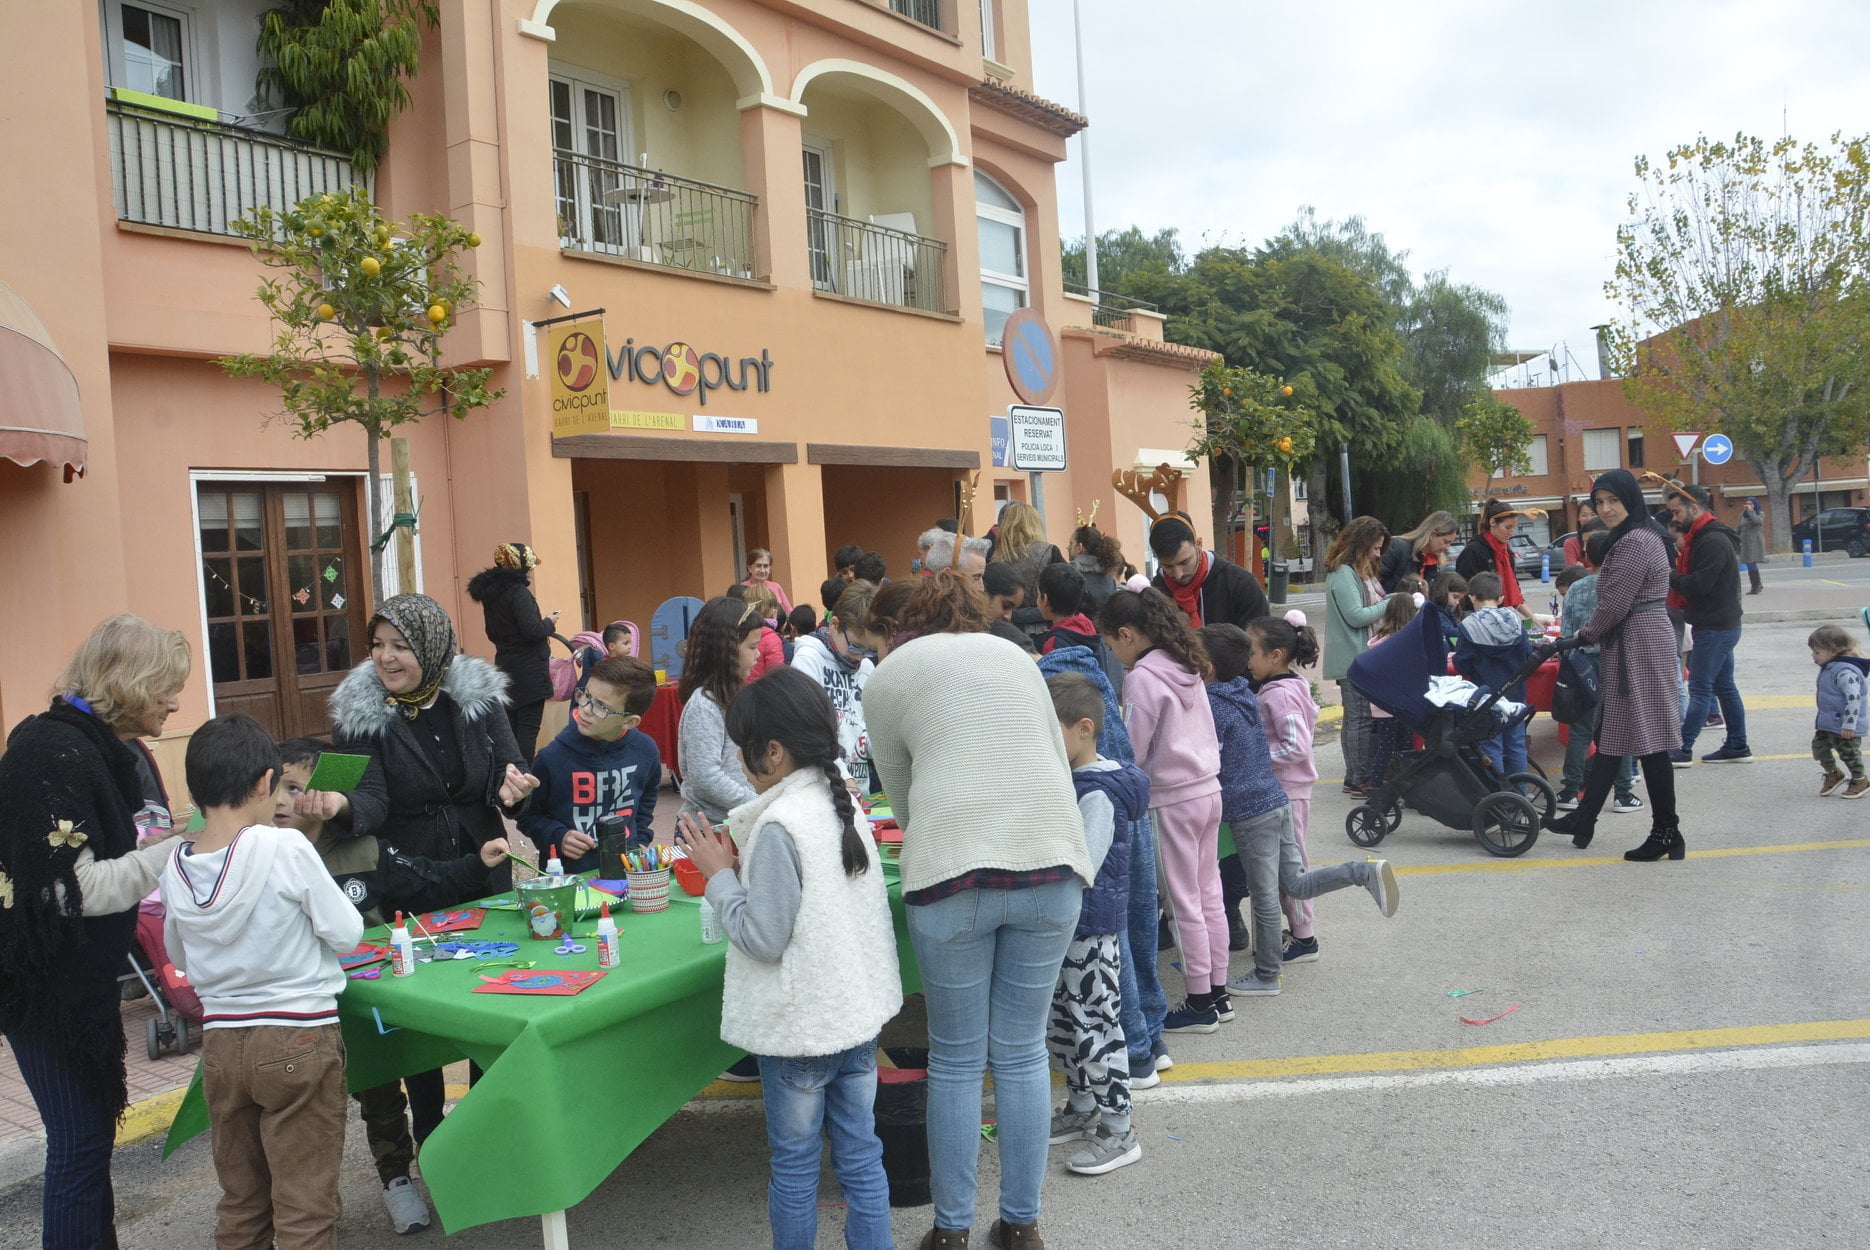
left=4, top=583, right=1866, bottom=1248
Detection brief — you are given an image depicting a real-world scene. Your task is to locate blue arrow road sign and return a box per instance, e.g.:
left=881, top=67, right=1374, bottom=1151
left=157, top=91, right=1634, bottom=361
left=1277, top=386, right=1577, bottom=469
left=1701, top=434, right=1734, bottom=465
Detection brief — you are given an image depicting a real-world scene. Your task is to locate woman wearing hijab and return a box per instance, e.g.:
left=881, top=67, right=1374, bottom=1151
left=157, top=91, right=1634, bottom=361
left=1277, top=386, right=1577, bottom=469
left=0, top=615, right=190, bottom=1249
left=467, top=542, right=558, bottom=762
left=1455, top=499, right=1537, bottom=620
left=320, top=593, right=538, bottom=1142
left=1544, top=470, right=1684, bottom=861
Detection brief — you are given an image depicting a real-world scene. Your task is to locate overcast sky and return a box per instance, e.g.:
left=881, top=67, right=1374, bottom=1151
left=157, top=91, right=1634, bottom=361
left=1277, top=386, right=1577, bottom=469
left=1027, top=0, right=1870, bottom=380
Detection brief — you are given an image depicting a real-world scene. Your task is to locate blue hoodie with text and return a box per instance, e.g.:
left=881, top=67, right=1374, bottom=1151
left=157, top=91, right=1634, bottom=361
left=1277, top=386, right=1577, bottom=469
left=519, top=722, right=661, bottom=872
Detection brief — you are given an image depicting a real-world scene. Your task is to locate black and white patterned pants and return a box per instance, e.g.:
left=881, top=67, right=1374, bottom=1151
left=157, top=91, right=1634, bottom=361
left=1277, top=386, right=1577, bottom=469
left=1047, top=934, right=1130, bottom=1128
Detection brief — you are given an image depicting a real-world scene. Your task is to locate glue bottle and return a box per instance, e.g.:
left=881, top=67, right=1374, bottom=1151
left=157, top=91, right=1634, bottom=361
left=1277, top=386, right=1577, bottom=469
left=595, top=901, right=622, bottom=969
left=545, top=843, right=564, bottom=877
left=698, top=895, right=723, bottom=945
left=389, top=911, right=415, bottom=977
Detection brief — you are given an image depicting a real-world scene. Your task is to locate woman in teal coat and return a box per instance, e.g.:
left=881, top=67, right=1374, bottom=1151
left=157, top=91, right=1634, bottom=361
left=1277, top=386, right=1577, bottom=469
left=1322, top=516, right=1391, bottom=794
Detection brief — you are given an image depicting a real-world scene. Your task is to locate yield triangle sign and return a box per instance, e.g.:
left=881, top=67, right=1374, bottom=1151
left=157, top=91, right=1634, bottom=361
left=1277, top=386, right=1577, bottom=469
left=1672, top=432, right=1702, bottom=458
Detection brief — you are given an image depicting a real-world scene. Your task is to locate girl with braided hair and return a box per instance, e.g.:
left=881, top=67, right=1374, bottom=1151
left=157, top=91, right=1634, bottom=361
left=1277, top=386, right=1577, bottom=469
left=676, top=667, right=901, bottom=1250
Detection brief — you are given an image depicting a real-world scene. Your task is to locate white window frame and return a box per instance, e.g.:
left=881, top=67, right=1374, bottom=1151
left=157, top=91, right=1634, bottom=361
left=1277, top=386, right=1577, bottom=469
left=548, top=66, right=636, bottom=251
left=1582, top=427, right=1622, bottom=472
left=975, top=172, right=1027, bottom=347
left=980, top=0, right=998, bottom=60
left=802, top=137, right=838, bottom=289
left=105, top=0, right=200, bottom=103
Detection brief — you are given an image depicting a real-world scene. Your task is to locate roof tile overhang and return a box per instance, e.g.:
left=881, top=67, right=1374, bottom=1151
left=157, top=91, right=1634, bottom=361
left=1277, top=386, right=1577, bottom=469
left=968, top=79, right=1087, bottom=137
left=1066, top=325, right=1221, bottom=371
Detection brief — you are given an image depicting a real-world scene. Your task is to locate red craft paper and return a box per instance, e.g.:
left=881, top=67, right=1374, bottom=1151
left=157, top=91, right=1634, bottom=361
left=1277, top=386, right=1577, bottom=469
left=1460, top=1003, right=1522, bottom=1026
left=340, top=943, right=391, bottom=971
left=472, top=969, right=606, bottom=996
left=413, top=908, right=486, bottom=934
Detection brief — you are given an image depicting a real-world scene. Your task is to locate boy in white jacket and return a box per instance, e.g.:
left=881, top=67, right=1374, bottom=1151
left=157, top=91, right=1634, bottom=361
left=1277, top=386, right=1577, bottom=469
left=160, top=715, right=363, bottom=1250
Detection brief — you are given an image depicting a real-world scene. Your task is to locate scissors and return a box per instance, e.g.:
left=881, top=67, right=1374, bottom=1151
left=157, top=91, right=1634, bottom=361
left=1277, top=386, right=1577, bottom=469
left=554, top=938, right=587, bottom=957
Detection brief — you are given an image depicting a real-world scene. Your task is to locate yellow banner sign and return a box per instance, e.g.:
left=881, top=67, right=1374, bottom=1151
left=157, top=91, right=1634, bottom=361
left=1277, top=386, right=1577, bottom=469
left=548, top=321, right=611, bottom=438
left=610, top=410, right=685, bottom=430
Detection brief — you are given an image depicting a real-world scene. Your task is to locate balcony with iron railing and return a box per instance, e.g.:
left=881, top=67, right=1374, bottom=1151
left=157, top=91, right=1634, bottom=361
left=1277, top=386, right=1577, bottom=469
left=554, top=151, right=758, bottom=281
left=104, top=95, right=367, bottom=238
left=1063, top=282, right=1161, bottom=331
left=807, top=209, right=948, bottom=314
left=885, top=0, right=949, bottom=34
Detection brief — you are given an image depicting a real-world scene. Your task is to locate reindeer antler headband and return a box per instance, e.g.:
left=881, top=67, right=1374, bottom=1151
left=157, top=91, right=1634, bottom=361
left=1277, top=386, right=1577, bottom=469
left=1074, top=499, right=1102, bottom=529
left=1111, top=464, right=1184, bottom=523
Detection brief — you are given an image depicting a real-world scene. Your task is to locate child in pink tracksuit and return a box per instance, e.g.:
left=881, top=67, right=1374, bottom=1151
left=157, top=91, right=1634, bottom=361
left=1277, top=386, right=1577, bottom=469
left=1096, top=587, right=1226, bottom=1031
left=1247, top=613, right=1323, bottom=961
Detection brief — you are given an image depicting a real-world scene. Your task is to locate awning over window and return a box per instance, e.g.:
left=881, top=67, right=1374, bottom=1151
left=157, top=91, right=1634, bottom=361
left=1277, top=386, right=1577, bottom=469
left=0, top=279, right=85, bottom=477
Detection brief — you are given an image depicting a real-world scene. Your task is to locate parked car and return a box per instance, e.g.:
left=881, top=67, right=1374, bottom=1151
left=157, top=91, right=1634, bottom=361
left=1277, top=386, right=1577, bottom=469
left=1547, top=532, right=1577, bottom=569
left=1509, top=533, right=1544, bottom=577
left=1790, top=507, right=1870, bottom=558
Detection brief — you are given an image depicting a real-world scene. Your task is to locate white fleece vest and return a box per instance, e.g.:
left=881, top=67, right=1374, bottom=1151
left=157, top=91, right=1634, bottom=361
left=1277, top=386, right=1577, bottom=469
left=719, top=769, right=903, bottom=1058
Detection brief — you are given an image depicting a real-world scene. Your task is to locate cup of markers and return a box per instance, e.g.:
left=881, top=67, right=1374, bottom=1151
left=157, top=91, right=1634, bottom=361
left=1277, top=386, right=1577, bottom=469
left=623, top=844, right=673, bottom=913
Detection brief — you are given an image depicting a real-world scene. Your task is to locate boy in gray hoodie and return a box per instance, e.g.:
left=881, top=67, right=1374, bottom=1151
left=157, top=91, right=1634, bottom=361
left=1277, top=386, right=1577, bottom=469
left=160, top=715, right=362, bottom=1249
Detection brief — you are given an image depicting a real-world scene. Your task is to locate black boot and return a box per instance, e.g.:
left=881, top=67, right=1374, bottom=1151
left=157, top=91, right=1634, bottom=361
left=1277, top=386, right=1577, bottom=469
left=1625, top=823, right=1685, bottom=862
left=1226, top=904, right=1250, bottom=952
left=1544, top=810, right=1595, bottom=849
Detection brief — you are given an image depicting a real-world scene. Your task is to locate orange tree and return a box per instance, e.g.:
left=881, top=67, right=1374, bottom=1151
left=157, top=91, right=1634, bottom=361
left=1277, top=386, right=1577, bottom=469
left=1189, top=359, right=1317, bottom=565
left=222, top=188, right=501, bottom=594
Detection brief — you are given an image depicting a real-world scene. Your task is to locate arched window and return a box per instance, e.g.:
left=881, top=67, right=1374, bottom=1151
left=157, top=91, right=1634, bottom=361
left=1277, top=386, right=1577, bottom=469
left=975, top=172, right=1027, bottom=347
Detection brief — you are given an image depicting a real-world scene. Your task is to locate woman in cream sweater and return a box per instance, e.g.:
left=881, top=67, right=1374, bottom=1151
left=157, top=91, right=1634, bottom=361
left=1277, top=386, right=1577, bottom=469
left=865, top=571, right=1091, bottom=1250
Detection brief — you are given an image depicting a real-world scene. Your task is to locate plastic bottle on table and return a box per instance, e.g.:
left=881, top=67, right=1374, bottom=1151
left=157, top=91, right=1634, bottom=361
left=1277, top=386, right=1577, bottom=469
left=390, top=911, right=416, bottom=977
left=545, top=843, right=565, bottom=877
left=698, top=897, right=723, bottom=945
left=595, top=901, right=622, bottom=969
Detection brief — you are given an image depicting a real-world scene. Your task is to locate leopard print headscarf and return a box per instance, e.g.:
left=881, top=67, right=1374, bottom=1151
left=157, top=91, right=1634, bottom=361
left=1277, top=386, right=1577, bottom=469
left=372, top=593, right=457, bottom=719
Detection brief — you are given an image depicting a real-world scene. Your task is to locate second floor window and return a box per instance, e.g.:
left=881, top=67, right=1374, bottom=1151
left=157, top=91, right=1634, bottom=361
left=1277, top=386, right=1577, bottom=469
left=1582, top=427, right=1621, bottom=472
left=976, top=172, right=1026, bottom=346
left=550, top=72, right=633, bottom=251
left=111, top=0, right=191, bottom=101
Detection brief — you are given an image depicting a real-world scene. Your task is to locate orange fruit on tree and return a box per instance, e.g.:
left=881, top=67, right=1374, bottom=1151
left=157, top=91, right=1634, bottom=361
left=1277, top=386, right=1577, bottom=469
left=427, top=304, right=447, bottom=325
left=466, top=232, right=482, bottom=248
left=359, top=256, right=381, bottom=276
left=315, top=302, right=337, bottom=321
left=1280, top=385, right=1294, bottom=397
left=1279, top=436, right=1294, bottom=455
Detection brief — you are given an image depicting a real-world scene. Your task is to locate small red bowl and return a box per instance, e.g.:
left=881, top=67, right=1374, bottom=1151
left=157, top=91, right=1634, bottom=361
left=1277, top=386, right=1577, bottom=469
left=672, top=859, right=706, bottom=897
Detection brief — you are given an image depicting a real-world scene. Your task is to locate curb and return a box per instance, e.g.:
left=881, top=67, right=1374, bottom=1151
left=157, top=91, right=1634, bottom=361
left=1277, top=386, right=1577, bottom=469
left=0, top=1082, right=192, bottom=1197
left=1317, top=704, right=1344, bottom=726
left=0, top=1131, right=46, bottom=1196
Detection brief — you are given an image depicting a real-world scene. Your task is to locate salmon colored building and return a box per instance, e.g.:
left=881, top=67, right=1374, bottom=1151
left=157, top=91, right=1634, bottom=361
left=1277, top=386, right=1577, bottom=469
left=1476, top=379, right=1868, bottom=548
left=0, top=0, right=1215, bottom=774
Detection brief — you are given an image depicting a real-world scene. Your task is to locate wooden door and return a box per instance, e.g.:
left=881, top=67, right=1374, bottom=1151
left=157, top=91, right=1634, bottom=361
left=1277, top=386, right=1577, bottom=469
left=198, top=482, right=369, bottom=739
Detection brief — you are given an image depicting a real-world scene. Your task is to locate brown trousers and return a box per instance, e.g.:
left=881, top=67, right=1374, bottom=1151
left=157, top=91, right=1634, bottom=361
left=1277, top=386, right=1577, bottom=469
left=201, top=1023, right=348, bottom=1250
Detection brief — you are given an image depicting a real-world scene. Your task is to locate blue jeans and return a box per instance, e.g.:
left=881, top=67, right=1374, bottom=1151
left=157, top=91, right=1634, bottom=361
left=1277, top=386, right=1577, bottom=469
left=1118, top=812, right=1166, bottom=1063
left=906, top=879, right=1081, bottom=1232
left=1480, top=718, right=1528, bottom=782
left=1680, top=627, right=1747, bottom=752
left=8, top=1028, right=120, bottom=1249
left=755, top=1040, right=892, bottom=1250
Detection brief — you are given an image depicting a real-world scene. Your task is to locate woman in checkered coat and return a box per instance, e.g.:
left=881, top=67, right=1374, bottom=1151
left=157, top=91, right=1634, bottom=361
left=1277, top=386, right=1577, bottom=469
left=1546, top=469, right=1685, bottom=861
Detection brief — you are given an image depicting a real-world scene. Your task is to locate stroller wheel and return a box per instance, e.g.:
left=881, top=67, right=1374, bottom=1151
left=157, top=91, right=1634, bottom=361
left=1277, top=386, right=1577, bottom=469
left=1346, top=805, right=1390, bottom=848
left=174, top=1017, right=191, bottom=1057
left=145, top=1017, right=162, bottom=1062
left=1506, top=772, right=1558, bottom=823
left=1474, top=792, right=1540, bottom=857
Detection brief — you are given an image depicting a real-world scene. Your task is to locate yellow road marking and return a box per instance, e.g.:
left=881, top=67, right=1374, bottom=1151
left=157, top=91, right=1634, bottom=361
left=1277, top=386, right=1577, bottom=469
left=116, top=1087, right=190, bottom=1146
left=1381, top=838, right=1870, bottom=876
left=1820, top=579, right=1848, bottom=588
left=1159, top=1019, right=1870, bottom=1084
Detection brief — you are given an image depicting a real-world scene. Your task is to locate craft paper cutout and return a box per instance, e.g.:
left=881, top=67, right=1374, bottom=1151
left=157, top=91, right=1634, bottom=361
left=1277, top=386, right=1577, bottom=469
left=413, top=908, right=486, bottom=934
left=305, top=752, right=371, bottom=793
left=330, top=593, right=345, bottom=609
left=323, top=564, right=339, bottom=582
left=46, top=820, right=87, bottom=849
left=1460, top=1004, right=1522, bottom=1026
left=472, top=969, right=605, bottom=996
left=293, top=588, right=312, bottom=606
left=340, top=942, right=392, bottom=971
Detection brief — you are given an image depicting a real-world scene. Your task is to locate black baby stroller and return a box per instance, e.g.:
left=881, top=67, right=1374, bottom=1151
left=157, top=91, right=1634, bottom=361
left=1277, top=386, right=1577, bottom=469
left=1343, top=604, right=1556, bottom=857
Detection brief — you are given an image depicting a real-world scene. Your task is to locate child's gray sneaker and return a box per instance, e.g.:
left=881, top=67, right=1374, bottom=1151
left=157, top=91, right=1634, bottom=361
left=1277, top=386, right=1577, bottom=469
left=1049, top=1106, right=1099, bottom=1145
left=1225, top=971, right=1281, bottom=996
left=1364, top=858, right=1399, bottom=916
left=383, top=1176, right=432, bottom=1235
left=1065, top=1124, right=1142, bottom=1175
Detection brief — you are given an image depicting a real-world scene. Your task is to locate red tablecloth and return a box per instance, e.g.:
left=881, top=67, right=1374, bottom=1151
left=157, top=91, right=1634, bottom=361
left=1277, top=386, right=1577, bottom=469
left=1524, top=656, right=1559, bottom=713
left=640, top=682, right=683, bottom=774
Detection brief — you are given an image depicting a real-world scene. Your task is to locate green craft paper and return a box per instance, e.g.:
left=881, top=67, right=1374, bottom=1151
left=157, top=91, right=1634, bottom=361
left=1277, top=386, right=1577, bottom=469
left=306, top=751, right=371, bottom=793
left=183, top=810, right=206, bottom=833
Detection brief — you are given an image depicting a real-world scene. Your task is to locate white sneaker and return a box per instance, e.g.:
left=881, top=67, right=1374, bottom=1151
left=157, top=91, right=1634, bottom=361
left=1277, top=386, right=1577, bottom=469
left=1610, top=794, right=1645, bottom=814
left=1554, top=794, right=1580, bottom=811
left=383, top=1176, right=432, bottom=1235
left=1364, top=859, right=1400, bottom=917
left=1065, top=1124, right=1142, bottom=1175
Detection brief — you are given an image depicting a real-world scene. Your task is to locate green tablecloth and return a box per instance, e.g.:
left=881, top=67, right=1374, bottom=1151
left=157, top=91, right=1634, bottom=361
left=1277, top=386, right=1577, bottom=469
left=167, top=872, right=919, bottom=1233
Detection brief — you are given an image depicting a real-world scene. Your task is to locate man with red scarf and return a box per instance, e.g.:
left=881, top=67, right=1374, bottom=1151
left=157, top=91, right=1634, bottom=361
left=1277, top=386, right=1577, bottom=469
left=1665, top=485, right=1750, bottom=765
left=1147, top=516, right=1269, bottom=631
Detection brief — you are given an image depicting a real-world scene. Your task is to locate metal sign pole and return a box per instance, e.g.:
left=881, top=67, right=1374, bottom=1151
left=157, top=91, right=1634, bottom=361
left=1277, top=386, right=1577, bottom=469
left=1030, top=472, right=1047, bottom=526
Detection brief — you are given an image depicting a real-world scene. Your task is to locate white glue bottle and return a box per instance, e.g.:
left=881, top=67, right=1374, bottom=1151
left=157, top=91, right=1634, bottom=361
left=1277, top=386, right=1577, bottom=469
left=595, top=901, right=622, bottom=969
left=389, top=911, right=416, bottom=977
left=545, top=843, right=565, bottom=877
left=699, top=895, right=723, bottom=945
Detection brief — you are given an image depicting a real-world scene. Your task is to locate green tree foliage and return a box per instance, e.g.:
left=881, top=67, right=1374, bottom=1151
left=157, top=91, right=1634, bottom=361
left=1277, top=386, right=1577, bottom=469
left=256, top=0, right=437, bottom=172
left=1187, top=361, right=1316, bottom=551
left=1060, top=226, right=1186, bottom=291
left=221, top=189, right=501, bottom=592
left=1457, top=394, right=1537, bottom=478
left=1606, top=131, right=1870, bottom=552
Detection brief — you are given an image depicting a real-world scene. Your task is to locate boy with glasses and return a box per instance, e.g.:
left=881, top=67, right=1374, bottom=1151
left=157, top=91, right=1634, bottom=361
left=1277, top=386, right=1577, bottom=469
left=520, top=657, right=661, bottom=872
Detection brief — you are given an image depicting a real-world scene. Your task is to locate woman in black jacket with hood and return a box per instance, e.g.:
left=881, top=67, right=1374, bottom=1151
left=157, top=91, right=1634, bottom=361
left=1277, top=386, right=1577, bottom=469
left=467, top=542, right=557, bottom=761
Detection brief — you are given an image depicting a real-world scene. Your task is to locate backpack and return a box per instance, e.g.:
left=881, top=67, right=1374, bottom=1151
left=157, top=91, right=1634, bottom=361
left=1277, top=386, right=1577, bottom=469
left=1549, top=649, right=1599, bottom=724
